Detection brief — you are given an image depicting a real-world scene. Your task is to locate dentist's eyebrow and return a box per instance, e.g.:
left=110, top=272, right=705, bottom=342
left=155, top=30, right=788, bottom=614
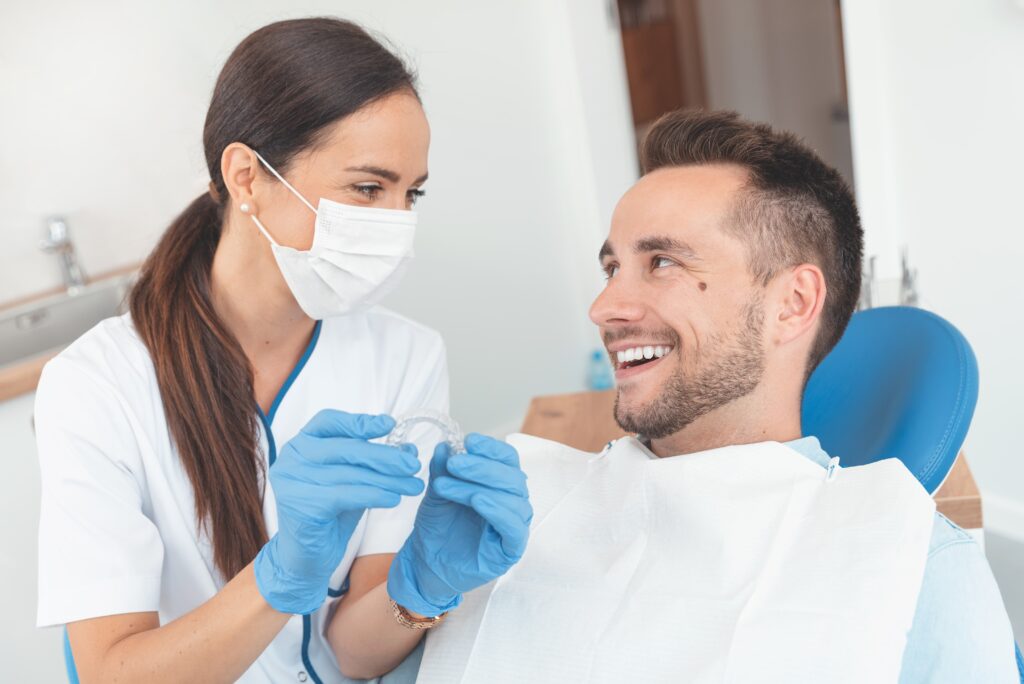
left=598, top=240, right=615, bottom=261
left=345, top=165, right=430, bottom=185
left=634, top=235, right=701, bottom=261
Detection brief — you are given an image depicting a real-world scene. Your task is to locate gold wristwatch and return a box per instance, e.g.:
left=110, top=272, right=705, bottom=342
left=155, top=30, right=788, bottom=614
left=389, top=599, right=448, bottom=630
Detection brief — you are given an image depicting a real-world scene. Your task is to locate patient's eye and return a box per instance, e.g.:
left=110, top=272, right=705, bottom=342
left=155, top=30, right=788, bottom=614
left=602, top=262, right=619, bottom=280
left=652, top=255, right=677, bottom=271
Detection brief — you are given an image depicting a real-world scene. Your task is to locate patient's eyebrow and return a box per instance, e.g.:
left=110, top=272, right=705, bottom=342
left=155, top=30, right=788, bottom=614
left=634, top=235, right=701, bottom=261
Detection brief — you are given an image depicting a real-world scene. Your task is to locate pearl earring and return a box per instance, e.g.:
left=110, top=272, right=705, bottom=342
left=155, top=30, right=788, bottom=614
left=239, top=202, right=251, bottom=214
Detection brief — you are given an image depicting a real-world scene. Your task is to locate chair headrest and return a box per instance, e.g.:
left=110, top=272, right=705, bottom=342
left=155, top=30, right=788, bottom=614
left=801, top=306, right=978, bottom=494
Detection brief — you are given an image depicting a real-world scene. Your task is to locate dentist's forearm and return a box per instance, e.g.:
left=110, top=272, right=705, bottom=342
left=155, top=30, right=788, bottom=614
left=69, top=561, right=290, bottom=684
left=327, top=580, right=425, bottom=679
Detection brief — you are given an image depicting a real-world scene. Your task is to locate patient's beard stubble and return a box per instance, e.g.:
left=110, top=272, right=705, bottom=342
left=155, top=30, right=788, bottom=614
left=614, top=296, right=766, bottom=440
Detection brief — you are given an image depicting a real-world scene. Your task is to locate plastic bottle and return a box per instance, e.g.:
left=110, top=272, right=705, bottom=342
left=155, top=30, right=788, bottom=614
left=586, top=349, right=614, bottom=391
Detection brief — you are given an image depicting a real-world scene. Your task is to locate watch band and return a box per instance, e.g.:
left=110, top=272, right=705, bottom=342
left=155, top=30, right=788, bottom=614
left=389, top=599, right=448, bottom=630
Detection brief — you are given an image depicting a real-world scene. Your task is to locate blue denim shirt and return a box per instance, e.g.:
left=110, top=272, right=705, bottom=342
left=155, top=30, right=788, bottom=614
left=788, top=437, right=1019, bottom=683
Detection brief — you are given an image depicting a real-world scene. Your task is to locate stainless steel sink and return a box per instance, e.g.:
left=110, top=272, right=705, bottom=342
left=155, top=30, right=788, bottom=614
left=0, top=272, right=136, bottom=369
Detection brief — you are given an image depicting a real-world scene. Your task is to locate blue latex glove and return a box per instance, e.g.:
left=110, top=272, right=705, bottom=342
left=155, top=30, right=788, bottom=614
left=254, top=410, right=424, bottom=615
left=387, top=433, right=532, bottom=617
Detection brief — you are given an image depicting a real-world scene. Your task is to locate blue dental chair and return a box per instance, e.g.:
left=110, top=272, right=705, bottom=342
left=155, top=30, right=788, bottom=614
left=801, top=305, right=1022, bottom=681
left=801, top=306, right=978, bottom=495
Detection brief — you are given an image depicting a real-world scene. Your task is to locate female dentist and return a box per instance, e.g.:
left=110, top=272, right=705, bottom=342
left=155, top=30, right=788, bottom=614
left=34, top=17, right=531, bottom=684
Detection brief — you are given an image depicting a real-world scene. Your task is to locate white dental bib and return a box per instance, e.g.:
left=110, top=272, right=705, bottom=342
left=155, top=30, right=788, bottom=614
left=417, top=434, right=935, bottom=684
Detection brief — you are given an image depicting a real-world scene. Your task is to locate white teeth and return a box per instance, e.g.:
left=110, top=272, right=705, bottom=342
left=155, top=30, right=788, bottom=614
left=613, top=344, right=674, bottom=367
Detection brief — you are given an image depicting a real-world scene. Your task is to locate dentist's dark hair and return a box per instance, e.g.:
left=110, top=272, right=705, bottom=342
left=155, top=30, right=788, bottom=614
left=129, top=17, right=417, bottom=580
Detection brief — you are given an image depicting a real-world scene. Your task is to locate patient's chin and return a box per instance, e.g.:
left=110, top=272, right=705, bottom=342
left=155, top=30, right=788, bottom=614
left=613, top=390, right=675, bottom=438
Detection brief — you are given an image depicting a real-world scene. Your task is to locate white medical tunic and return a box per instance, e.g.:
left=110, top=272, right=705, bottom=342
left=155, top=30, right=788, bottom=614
left=35, top=308, right=449, bottom=683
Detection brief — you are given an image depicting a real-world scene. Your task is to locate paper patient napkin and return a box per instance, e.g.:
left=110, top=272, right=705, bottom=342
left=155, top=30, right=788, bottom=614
left=416, top=434, right=935, bottom=684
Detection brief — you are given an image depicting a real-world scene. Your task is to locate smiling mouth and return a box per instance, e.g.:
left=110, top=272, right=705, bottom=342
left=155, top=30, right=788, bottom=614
left=613, top=345, right=674, bottom=371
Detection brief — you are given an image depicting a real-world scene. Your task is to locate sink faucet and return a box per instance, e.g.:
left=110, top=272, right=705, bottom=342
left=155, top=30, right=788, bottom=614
left=39, top=216, right=87, bottom=293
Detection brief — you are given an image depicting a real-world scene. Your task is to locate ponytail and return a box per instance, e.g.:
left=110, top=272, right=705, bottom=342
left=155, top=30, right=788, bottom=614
left=130, top=193, right=268, bottom=580
left=128, top=16, right=418, bottom=580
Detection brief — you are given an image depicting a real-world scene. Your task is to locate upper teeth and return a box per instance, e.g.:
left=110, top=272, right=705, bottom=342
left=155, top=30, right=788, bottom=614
left=616, top=345, right=672, bottom=365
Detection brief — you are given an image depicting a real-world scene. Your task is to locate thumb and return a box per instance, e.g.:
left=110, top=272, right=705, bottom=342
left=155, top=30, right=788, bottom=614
left=428, top=442, right=452, bottom=484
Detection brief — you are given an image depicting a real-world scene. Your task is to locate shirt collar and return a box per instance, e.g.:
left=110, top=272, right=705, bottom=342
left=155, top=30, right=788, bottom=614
left=630, top=434, right=832, bottom=468
left=783, top=436, right=832, bottom=468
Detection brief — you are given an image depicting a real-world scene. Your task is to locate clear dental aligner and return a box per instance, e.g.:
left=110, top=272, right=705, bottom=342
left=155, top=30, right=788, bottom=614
left=386, top=409, right=466, bottom=454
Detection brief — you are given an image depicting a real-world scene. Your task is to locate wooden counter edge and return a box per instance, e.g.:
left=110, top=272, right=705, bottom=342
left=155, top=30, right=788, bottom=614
left=0, top=352, right=58, bottom=403
left=0, top=263, right=140, bottom=404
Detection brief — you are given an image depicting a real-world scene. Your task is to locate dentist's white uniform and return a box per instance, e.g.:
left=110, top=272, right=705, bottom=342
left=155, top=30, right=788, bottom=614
left=35, top=308, right=448, bottom=683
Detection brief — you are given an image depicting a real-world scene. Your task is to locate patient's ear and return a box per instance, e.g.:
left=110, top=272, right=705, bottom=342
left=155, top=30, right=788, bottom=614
left=772, top=264, right=826, bottom=346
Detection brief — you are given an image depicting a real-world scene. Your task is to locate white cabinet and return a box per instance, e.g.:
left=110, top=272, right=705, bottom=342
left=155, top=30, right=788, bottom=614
left=0, top=392, right=66, bottom=682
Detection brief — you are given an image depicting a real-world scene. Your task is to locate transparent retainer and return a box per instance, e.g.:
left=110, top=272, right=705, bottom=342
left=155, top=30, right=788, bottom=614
left=386, top=409, right=466, bottom=454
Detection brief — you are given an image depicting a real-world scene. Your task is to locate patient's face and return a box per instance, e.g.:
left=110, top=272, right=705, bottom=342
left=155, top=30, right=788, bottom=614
left=590, top=164, right=766, bottom=438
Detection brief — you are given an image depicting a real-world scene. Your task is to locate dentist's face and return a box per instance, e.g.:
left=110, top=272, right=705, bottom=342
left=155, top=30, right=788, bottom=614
left=249, top=90, right=430, bottom=251
left=589, top=164, right=767, bottom=439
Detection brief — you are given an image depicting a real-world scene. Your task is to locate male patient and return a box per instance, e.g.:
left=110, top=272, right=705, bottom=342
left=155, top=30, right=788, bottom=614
left=411, top=110, right=1018, bottom=683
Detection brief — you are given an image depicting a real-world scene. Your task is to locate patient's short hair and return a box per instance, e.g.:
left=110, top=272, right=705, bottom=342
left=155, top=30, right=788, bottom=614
left=640, top=108, right=864, bottom=379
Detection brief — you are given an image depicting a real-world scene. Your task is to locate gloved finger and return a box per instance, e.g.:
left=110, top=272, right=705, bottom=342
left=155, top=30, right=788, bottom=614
left=326, top=483, right=407, bottom=512
left=463, top=433, right=520, bottom=467
left=300, top=409, right=396, bottom=440
left=280, top=465, right=425, bottom=497
left=474, top=495, right=531, bottom=559
left=293, top=438, right=420, bottom=475
left=432, top=476, right=533, bottom=528
left=276, top=481, right=406, bottom=519
left=428, top=442, right=452, bottom=484
left=445, top=453, right=528, bottom=497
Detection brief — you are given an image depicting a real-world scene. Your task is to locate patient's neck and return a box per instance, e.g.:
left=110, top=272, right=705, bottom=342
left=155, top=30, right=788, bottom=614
left=648, top=385, right=802, bottom=458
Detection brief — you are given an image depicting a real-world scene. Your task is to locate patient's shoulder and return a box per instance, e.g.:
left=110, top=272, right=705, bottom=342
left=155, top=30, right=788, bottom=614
left=927, top=511, right=976, bottom=556
left=898, top=512, right=1018, bottom=682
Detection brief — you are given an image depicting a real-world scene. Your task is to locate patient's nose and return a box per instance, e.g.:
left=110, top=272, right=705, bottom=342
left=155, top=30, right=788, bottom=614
left=589, top=279, right=645, bottom=326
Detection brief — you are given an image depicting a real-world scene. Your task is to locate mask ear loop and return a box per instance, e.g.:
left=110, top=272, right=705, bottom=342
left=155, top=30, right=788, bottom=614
left=252, top=150, right=319, bottom=214
left=248, top=150, right=319, bottom=247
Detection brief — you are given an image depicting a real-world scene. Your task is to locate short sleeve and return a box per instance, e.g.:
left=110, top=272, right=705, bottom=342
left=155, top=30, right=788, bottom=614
left=898, top=515, right=1019, bottom=683
left=35, top=357, right=164, bottom=627
left=357, top=334, right=450, bottom=557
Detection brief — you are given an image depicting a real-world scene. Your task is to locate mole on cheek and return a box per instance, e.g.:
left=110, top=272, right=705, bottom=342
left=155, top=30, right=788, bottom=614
left=698, top=282, right=708, bottom=292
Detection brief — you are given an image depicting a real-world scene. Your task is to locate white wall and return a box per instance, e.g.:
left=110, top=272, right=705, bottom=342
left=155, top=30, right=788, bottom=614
left=841, top=0, right=1024, bottom=532
left=696, top=0, right=855, bottom=184
left=0, top=0, right=637, bottom=434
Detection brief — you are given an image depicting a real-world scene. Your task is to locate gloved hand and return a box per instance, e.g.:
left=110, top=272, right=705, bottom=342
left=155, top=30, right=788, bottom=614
left=254, top=410, right=424, bottom=615
left=387, top=434, right=532, bottom=617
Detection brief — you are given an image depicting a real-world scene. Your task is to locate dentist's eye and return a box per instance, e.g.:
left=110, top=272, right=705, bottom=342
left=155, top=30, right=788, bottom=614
left=354, top=184, right=382, bottom=200
left=407, top=188, right=426, bottom=207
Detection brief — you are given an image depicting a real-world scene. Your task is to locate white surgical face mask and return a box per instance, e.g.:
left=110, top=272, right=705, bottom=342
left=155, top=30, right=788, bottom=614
left=249, top=150, right=417, bottom=319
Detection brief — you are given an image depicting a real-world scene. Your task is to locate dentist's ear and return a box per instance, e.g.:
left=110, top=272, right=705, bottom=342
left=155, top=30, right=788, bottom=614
left=772, top=263, right=826, bottom=347
left=220, top=142, right=260, bottom=214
